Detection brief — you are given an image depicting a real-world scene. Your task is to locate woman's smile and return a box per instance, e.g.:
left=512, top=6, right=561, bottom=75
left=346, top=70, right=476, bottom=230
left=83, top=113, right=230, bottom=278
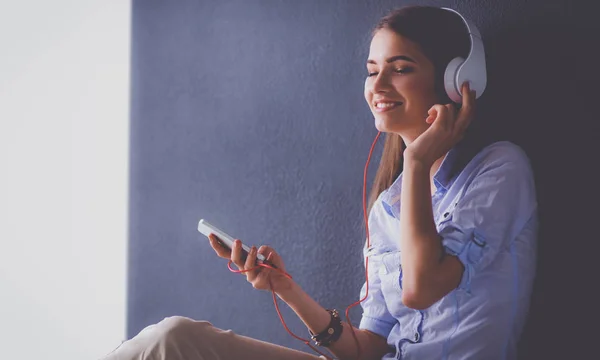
left=373, top=101, right=403, bottom=112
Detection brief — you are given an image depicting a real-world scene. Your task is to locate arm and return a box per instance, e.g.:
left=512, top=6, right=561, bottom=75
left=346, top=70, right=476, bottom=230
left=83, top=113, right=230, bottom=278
left=277, top=281, right=391, bottom=360
left=399, top=145, right=538, bottom=309
left=399, top=158, right=463, bottom=310
left=398, top=83, right=474, bottom=309
left=277, top=191, right=399, bottom=359
left=209, top=237, right=391, bottom=360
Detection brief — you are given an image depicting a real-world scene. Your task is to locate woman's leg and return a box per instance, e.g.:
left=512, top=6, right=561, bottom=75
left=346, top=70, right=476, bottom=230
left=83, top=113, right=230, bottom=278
left=100, top=316, right=327, bottom=360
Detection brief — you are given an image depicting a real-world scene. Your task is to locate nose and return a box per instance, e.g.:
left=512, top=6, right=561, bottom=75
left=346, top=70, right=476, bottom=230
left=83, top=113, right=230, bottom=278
left=371, top=71, right=392, bottom=94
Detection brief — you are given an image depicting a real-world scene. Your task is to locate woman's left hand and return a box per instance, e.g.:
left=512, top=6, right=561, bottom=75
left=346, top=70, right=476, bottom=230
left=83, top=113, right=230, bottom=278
left=404, top=82, right=477, bottom=167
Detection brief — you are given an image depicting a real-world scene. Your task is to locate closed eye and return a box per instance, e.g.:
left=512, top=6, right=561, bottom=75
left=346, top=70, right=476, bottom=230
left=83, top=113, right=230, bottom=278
left=395, top=67, right=413, bottom=74
left=367, top=67, right=414, bottom=77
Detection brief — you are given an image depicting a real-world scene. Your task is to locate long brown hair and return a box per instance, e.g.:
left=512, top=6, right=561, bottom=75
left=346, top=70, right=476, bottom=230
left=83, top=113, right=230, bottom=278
left=367, top=6, right=486, bottom=213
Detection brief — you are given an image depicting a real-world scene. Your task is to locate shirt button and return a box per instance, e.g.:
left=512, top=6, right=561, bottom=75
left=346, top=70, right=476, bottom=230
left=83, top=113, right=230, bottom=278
left=443, top=212, right=449, bottom=218
left=414, top=331, right=420, bottom=342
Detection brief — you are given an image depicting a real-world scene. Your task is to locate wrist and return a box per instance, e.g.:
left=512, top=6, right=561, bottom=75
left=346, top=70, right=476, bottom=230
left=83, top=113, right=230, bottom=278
left=403, top=155, right=431, bottom=174
left=309, top=308, right=343, bottom=347
left=275, top=278, right=301, bottom=302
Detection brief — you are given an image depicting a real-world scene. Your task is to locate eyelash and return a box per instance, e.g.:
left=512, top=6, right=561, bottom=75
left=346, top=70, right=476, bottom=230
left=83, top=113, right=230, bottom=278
left=367, top=68, right=413, bottom=77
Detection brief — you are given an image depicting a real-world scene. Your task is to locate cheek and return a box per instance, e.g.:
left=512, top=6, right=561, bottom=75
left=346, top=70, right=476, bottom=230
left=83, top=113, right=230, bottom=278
left=394, top=77, right=436, bottom=107
left=364, top=82, right=372, bottom=103
left=392, top=76, right=427, bottom=95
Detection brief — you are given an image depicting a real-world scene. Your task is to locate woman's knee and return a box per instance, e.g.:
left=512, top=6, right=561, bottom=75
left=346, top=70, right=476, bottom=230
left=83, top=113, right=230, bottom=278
left=156, top=316, right=215, bottom=341
left=158, top=316, right=196, bottom=330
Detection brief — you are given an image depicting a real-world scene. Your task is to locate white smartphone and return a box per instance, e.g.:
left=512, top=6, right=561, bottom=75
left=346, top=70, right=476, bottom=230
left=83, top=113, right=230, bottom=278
left=198, top=219, right=269, bottom=265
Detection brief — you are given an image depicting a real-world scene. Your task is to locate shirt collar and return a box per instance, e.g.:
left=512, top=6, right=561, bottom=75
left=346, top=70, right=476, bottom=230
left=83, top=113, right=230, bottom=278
left=432, top=146, right=460, bottom=192
left=380, top=146, right=460, bottom=218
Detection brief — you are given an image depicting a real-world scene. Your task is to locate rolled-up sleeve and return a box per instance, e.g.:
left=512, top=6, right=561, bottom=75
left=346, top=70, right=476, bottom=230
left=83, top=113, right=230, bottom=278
left=358, top=246, right=396, bottom=338
left=438, top=148, right=537, bottom=292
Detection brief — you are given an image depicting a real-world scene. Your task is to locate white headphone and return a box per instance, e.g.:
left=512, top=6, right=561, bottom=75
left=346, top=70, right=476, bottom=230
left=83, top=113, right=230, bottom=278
left=441, top=7, right=487, bottom=103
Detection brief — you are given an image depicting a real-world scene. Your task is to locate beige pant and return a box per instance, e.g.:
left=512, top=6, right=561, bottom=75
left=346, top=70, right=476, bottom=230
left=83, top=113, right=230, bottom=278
left=100, top=316, right=329, bottom=360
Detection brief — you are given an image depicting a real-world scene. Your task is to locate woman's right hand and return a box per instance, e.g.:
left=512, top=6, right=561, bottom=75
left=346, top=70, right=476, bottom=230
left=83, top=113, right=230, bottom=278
left=208, top=234, right=294, bottom=293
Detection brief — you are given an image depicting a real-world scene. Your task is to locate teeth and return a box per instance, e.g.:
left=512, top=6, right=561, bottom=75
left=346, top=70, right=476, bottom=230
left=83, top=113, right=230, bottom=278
left=376, top=102, right=400, bottom=109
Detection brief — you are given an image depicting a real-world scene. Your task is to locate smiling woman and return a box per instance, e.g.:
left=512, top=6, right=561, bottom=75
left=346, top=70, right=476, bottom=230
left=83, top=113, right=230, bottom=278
left=359, top=6, right=537, bottom=360
left=366, top=6, right=473, bottom=210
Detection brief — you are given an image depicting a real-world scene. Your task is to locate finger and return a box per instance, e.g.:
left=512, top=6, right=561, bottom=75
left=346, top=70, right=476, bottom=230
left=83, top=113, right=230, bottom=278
left=428, top=104, right=449, bottom=128
left=262, top=251, right=277, bottom=284
left=461, top=81, right=474, bottom=111
left=257, top=245, right=270, bottom=258
left=231, top=239, right=245, bottom=269
left=253, top=245, right=273, bottom=280
left=456, top=82, right=476, bottom=131
left=258, top=246, right=277, bottom=265
left=244, top=246, right=260, bottom=282
left=425, top=108, right=437, bottom=124
left=208, top=234, right=232, bottom=259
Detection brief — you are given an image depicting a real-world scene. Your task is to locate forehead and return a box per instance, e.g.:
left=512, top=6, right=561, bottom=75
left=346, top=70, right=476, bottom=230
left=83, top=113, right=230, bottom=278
left=368, top=28, right=426, bottom=63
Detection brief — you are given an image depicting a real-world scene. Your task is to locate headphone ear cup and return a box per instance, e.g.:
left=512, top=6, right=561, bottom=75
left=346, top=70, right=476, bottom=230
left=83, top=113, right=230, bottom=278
left=444, top=57, right=465, bottom=103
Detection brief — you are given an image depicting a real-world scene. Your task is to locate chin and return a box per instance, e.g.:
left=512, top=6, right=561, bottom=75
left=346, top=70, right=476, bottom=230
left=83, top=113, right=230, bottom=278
left=374, top=116, right=399, bottom=133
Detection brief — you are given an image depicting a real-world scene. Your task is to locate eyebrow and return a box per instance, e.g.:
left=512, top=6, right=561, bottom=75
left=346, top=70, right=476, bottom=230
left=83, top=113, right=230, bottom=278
left=367, top=55, right=417, bottom=65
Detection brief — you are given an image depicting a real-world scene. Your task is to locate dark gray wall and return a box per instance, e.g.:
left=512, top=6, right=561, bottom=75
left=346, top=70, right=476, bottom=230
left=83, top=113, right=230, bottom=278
left=128, top=0, right=598, bottom=358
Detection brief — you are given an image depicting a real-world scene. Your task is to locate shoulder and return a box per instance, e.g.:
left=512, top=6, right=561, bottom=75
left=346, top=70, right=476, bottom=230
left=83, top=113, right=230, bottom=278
left=477, top=140, right=531, bottom=164
left=472, top=141, right=534, bottom=175
left=453, top=141, right=537, bottom=202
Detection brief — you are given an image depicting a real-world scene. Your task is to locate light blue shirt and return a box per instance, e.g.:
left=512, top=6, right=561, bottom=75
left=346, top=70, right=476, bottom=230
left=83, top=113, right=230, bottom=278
left=358, top=141, right=538, bottom=360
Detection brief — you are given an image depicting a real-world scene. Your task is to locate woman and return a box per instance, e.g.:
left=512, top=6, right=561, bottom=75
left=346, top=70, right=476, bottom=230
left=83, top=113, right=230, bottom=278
left=103, top=5, right=537, bottom=360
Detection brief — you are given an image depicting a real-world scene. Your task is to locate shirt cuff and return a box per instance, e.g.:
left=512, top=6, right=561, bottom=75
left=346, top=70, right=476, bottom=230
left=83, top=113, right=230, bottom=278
left=359, top=315, right=395, bottom=339
left=442, top=229, right=487, bottom=293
